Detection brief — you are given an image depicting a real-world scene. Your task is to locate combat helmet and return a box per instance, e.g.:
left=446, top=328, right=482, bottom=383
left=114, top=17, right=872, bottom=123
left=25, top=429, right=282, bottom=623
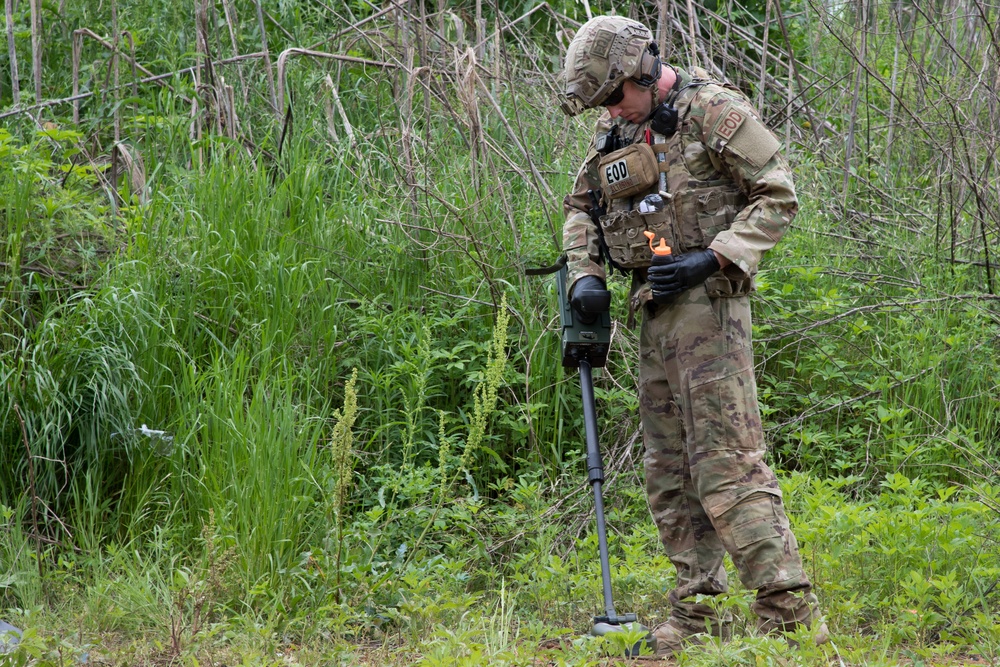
left=561, top=16, right=661, bottom=116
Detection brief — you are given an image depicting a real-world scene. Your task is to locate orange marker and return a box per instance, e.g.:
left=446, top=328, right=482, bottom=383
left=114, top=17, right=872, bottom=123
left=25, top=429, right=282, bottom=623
left=644, top=231, right=672, bottom=257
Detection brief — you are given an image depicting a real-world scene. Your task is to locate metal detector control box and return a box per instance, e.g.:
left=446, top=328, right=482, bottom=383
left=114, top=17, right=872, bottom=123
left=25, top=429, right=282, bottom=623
left=557, top=266, right=612, bottom=369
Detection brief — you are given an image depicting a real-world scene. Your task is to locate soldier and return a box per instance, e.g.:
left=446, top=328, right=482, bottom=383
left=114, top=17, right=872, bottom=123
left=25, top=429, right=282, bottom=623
left=559, top=15, right=829, bottom=656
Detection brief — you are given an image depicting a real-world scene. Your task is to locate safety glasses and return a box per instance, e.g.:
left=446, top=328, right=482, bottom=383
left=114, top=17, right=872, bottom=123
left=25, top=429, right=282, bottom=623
left=601, top=83, right=625, bottom=107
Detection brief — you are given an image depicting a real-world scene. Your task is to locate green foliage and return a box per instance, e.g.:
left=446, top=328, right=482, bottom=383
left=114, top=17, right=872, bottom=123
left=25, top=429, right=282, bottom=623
left=1, top=1, right=999, bottom=664
left=788, top=473, right=1000, bottom=653
left=754, top=205, right=1000, bottom=483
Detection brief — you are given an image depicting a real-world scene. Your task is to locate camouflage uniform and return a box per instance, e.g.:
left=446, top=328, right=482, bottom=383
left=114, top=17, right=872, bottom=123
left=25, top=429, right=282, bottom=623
left=563, top=68, right=820, bottom=636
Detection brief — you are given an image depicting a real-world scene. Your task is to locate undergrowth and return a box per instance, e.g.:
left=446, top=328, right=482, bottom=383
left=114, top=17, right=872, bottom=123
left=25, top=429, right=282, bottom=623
left=2, top=0, right=999, bottom=665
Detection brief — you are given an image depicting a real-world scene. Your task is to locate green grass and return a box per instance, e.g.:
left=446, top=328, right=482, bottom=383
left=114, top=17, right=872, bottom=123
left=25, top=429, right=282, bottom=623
left=2, top=0, right=999, bottom=664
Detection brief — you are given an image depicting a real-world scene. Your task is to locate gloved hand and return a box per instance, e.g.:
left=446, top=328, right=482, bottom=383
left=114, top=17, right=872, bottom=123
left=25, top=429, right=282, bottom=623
left=570, top=275, right=611, bottom=323
left=648, top=249, right=721, bottom=303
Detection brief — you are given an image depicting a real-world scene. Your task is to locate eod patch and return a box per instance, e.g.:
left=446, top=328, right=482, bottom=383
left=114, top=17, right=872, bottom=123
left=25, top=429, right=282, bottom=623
left=715, top=109, right=746, bottom=142
left=597, top=142, right=659, bottom=199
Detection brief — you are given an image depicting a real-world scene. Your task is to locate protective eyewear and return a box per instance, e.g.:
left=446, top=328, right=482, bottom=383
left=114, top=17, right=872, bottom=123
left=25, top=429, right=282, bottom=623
left=601, top=84, right=625, bottom=107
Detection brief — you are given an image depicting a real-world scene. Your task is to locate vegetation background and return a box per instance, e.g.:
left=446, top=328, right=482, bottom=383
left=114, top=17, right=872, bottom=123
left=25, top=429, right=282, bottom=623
left=1, top=0, right=998, bottom=664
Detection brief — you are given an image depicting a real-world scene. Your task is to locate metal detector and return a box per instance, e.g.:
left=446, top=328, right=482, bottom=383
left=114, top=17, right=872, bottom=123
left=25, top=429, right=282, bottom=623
left=556, top=266, right=654, bottom=657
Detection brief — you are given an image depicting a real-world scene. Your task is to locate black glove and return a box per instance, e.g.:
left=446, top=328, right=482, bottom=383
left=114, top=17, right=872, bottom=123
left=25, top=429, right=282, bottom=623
left=570, top=276, right=611, bottom=323
left=647, top=249, right=720, bottom=303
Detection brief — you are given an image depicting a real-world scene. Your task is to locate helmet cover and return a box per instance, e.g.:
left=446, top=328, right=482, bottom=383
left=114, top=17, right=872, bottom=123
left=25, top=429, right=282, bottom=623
left=561, top=16, right=658, bottom=116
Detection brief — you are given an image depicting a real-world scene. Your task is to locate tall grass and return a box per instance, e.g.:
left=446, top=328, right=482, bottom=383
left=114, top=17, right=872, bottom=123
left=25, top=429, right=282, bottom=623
left=1, top=3, right=998, bottom=660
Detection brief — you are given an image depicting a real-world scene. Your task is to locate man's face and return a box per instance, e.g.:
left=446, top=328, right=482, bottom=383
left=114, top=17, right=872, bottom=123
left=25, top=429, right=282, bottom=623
left=603, top=80, right=652, bottom=124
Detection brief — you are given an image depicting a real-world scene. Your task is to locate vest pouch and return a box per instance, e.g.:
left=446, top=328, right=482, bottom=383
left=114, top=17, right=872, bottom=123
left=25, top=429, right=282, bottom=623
left=598, top=142, right=659, bottom=200
left=639, top=207, right=676, bottom=259
left=673, top=183, right=747, bottom=250
left=600, top=207, right=676, bottom=268
left=600, top=209, right=650, bottom=268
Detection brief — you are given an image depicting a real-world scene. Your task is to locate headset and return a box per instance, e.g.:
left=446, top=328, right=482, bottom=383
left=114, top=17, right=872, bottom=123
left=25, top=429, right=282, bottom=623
left=633, top=42, right=663, bottom=89
left=636, top=47, right=692, bottom=139
left=648, top=70, right=710, bottom=138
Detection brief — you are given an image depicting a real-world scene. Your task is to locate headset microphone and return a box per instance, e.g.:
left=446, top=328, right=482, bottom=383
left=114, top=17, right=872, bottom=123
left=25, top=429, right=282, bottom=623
left=649, top=73, right=708, bottom=138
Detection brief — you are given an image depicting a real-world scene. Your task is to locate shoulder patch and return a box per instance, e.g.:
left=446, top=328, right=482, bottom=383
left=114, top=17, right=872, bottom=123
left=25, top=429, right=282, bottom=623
left=714, top=108, right=746, bottom=142
left=690, top=88, right=739, bottom=139
left=726, top=116, right=780, bottom=170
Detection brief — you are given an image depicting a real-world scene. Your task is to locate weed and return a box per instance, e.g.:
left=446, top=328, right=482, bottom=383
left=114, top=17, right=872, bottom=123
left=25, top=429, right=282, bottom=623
left=331, top=367, right=359, bottom=603
left=168, top=510, right=237, bottom=660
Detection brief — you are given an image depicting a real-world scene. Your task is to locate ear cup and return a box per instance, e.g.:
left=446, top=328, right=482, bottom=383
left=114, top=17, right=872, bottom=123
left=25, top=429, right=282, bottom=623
left=634, top=48, right=662, bottom=88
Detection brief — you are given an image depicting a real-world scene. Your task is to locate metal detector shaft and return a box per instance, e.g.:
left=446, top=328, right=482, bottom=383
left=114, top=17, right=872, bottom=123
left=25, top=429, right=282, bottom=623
left=579, top=359, right=618, bottom=621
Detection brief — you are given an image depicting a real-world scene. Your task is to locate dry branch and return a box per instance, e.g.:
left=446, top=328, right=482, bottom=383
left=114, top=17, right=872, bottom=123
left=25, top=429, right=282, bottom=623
left=5, top=0, right=19, bottom=106
left=255, top=0, right=280, bottom=121
left=275, top=47, right=400, bottom=118
left=325, top=75, right=355, bottom=145
left=29, top=0, right=40, bottom=104
left=71, top=28, right=169, bottom=124
left=0, top=51, right=396, bottom=121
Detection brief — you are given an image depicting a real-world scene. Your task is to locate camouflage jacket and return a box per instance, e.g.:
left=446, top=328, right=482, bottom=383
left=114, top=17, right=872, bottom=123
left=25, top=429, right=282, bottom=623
left=563, top=69, right=798, bottom=311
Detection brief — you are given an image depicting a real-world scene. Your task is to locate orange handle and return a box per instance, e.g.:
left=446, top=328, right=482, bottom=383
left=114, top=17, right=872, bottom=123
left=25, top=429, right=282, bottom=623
left=644, top=231, right=672, bottom=256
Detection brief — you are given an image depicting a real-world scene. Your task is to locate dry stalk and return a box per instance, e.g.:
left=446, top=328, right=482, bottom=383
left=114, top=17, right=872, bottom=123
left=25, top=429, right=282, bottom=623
left=331, top=78, right=355, bottom=146
left=685, top=0, right=698, bottom=68
left=275, top=48, right=399, bottom=125
left=475, top=77, right=554, bottom=203
left=475, top=0, right=484, bottom=60
left=196, top=84, right=222, bottom=137
left=400, top=42, right=419, bottom=219
left=658, top=0, right=668, bottom=59
left=193, top=0, right=218, bottom=153
left=456, top=47, right=482, bottom=192
left=122, top=30, right=138, bottom=121
left=220, top=0, right=250, bottom=109
left=221, top=78, right=239, bottom=140
left=772, top=0, right=821, bottom=143
left=322, top=75, right=338, bottom=142
left=451, top=12, right=466, bottom=49
left=112, top=142, right=148, bottom=204
left=842, top=0, right=868, bottom=208
left=191, top=30, right=203, bottom=173
left=110, top=0, right=121, bottom=143
left=29, top=0, right=41, bottom=104
left=190, top=93, right=202, bottom=172
left=72, top=31, right=82, bottom=124
left=195, top=0, right=215, bottom=89
left=6, top=0, right=20, bottom=106
left=255, top=0, right=280, bottom=121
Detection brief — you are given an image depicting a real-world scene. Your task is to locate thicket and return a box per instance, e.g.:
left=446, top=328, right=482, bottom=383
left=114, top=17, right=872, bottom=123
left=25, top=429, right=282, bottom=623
left=1, top=0, right=998, bottom=664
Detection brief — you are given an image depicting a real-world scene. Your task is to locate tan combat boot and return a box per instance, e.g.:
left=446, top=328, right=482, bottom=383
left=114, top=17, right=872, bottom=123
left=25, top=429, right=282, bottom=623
left=792, top=618, right=830, bottom=648
left=754, top=590, right=829, bottom=648
left=651, top=618, right=731, bottom=657
left=757, top=617, right=829, bottom=647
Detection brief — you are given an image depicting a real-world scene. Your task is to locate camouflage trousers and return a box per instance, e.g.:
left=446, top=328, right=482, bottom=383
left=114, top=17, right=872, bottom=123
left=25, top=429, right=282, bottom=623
left=639, top=284, right=817, bottom=634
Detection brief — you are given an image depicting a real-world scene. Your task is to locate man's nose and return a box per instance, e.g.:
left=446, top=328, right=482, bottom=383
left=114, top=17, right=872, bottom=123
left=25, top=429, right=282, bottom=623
left=607, top=104, right=622, bottom=119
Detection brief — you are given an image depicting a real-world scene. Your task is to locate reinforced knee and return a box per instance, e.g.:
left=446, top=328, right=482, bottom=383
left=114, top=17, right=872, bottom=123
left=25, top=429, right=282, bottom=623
left=712, top=491, right=807, bottom=591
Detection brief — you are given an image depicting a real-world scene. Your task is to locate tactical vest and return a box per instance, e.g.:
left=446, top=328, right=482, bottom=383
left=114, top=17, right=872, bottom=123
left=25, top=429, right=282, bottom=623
left=596, top=83, right=748, bottom=270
